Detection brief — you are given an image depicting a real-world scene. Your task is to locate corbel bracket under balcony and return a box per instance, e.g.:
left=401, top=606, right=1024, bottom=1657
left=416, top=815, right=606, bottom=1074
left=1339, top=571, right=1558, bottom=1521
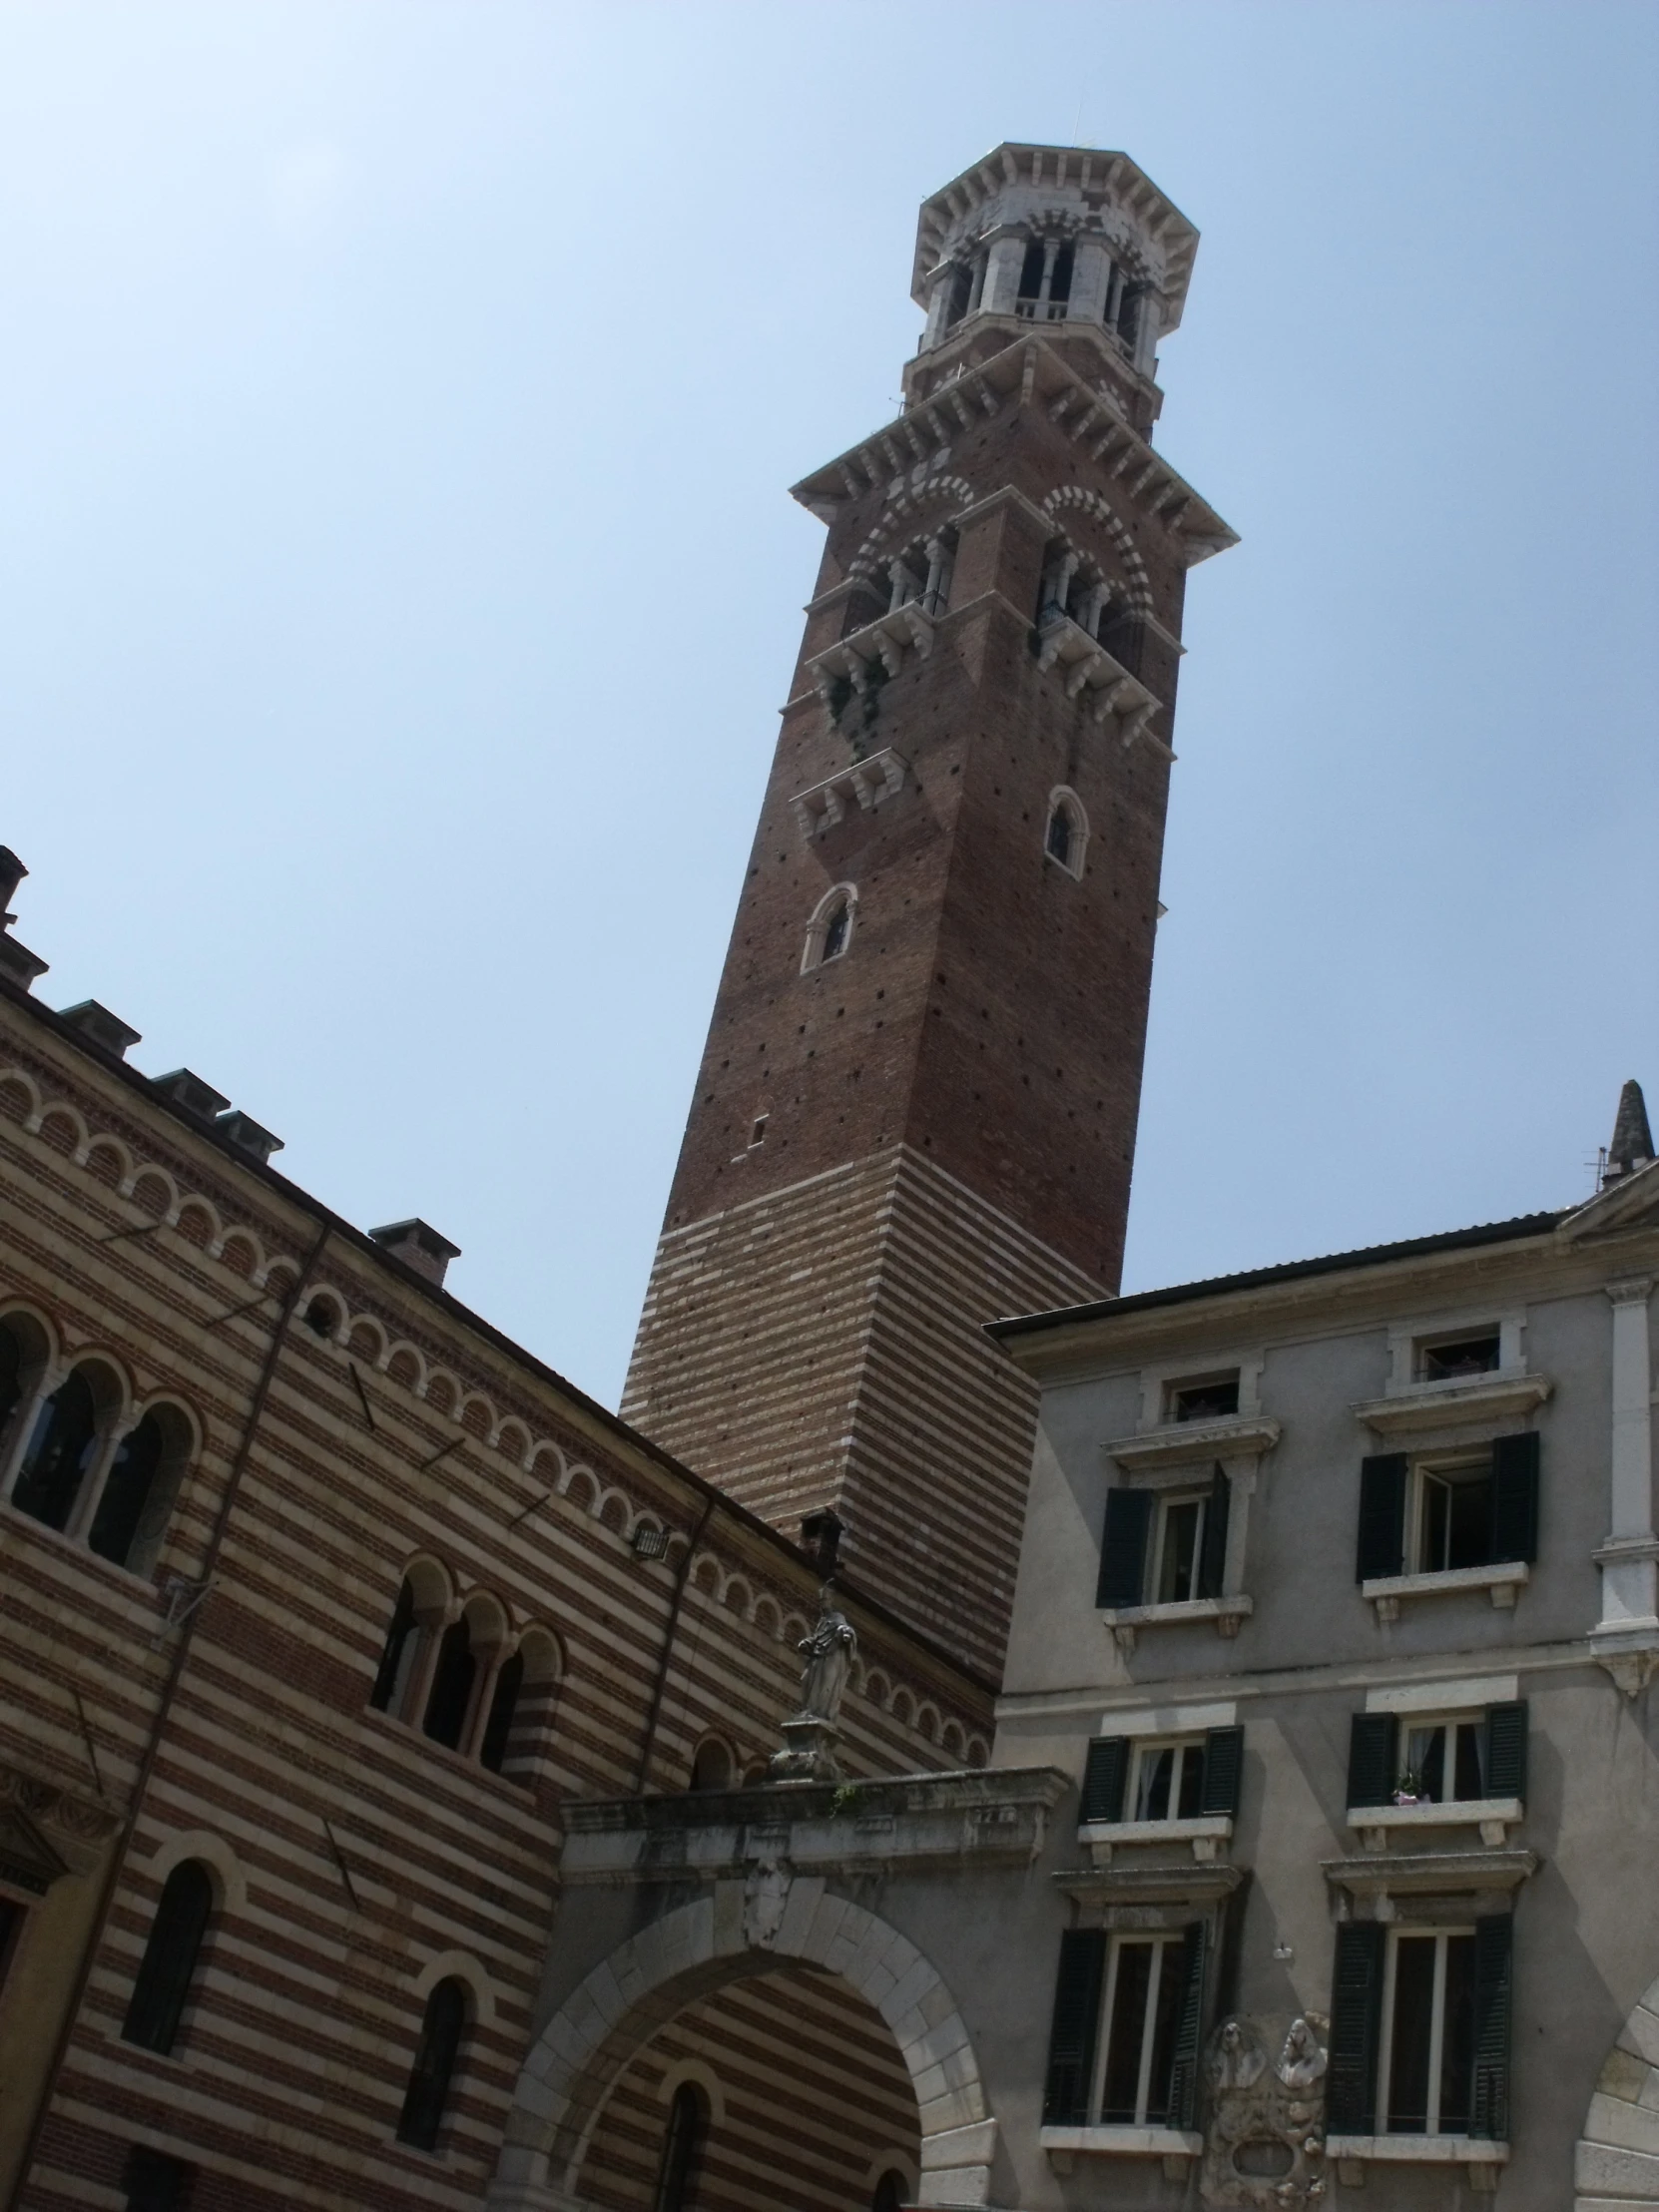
left=806, top=603, right=935, bottom=731
left=790, top=751, right=908, bottom=841
left=1034, top=614, right=1170, bottom=758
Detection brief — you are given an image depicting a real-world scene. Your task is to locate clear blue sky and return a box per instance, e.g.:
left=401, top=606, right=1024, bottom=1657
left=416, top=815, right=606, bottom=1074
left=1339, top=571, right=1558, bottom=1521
left=3, top=3, right=1655, bottom=1407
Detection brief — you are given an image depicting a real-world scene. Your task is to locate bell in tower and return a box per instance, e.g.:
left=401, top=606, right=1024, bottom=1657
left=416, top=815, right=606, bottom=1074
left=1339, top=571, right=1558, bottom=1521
left=622, top=144, right=1236, bottom=1678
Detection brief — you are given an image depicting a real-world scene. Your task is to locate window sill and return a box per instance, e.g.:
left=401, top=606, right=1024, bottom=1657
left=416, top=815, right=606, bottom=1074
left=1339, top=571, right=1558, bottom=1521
left=1040, top=2125, right=1201, bottom=2179
left=1354, top=1374, right=1550, bottom=1435
left=1104, top=1414, right=1280, bottom=1471
left=1362, top=1563, right=1528, bottom=1621
left=1077, top=1815, right=1232, bottom=1868
left=1099, top=1595, right=1252, bottom=1652
left=1348, top=1798, right=1523, bottom=1850
left=1327, top=2135, right=1507, bottom=2190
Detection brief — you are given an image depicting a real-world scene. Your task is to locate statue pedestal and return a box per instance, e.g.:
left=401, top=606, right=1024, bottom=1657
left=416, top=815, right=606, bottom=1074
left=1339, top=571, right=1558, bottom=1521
left=768, top=1716, right=842, bottom=1782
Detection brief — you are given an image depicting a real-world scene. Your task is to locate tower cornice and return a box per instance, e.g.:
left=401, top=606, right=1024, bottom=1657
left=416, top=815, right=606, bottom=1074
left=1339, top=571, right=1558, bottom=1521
left=790, top=336, right=1238, bottom=569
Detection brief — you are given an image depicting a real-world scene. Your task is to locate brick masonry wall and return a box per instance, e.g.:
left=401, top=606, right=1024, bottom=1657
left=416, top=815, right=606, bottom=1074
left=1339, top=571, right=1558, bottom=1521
left=0, top=988, right=989, bottom=2208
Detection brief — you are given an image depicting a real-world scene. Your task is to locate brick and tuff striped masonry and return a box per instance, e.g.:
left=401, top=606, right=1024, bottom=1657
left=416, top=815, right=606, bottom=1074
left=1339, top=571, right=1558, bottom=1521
left=0, top=974, right=990, bottom=2210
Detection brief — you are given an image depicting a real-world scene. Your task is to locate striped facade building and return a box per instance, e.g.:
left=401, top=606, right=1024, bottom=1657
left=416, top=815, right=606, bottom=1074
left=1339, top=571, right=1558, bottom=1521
left=0, top=861, right=989, bottom=2211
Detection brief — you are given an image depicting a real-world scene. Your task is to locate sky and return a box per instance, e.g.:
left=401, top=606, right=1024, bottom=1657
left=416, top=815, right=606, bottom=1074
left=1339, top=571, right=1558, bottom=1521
left=1, top=2, right=1656, bottom=1409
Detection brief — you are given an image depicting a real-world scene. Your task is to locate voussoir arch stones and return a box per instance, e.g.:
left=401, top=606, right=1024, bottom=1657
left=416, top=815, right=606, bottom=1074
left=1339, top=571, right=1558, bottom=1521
left=1577, top=1971, right=1659, bottom=2205
left=489, top=1876, right=994, bottom=2210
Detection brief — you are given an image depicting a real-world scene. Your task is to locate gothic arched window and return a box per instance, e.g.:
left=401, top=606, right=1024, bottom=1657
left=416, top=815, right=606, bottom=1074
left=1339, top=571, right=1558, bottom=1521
left=652, top=2080, right=709, bottom=2212
left=822, top=902, right=849, bottom=962
left=122, top=1860, right=214, bottom=2054
left=397, top=1976, right=468, bottom=2150
left=871, top=2171, right=909, bottom=2212
left=1044, top=790, right=1088, bottom=882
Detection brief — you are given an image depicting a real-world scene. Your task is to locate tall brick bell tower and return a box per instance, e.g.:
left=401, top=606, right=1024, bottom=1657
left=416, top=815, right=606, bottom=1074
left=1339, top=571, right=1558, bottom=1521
left=623, top=146, right=1235, bottom=1679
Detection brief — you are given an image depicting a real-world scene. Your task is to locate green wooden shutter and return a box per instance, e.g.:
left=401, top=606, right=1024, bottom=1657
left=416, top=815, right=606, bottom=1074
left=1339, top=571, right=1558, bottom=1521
left=1196, top=1463, right=1231, bottom=1599
left=1484, top=1701, right=1528, bottom=1801
left=1166, top=1921, right=1208, bottom=2129
left=1471, top=1915, right=1514, bottom=2139
left=1347, top=1712, right=1399, bottom=1810
left=1489, top=1432, right=1540, bottom=1564
left=1042, top=1929, right=1106, bottom=2125
left=1327, top=1921, right=1385, bottom=2133
left=1096, top=1487, right=1152, bottom=1608
left=1356, top=1453, right=1407, bottom=1581
left=1081, top=1738, right=1129, bottom=1825
left=1199, top=1726, right=1245, bottom=1820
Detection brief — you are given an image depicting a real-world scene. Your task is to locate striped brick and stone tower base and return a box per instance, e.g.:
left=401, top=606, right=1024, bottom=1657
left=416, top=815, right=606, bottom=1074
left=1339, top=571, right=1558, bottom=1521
left=623, top=145, right=1236, bottom=1679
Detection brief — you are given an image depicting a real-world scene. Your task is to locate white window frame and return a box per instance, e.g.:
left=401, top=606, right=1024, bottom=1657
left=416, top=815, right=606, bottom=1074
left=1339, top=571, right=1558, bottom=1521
left=1407, top=1449, right=1496, bottom=1577
left=1150, top=1490, right=1210, bottom=1606
left=1376, top=1925, right=1476, bottom=2140
left=1087, top=1933, right=1184, bottom=2129
left=1127, top=1737, right=1206, bottom=1826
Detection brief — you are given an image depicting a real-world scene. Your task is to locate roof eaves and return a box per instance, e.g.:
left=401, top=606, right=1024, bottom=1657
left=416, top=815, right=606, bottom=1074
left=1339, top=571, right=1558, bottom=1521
left=986, top=1210, right=1568, bottom=1345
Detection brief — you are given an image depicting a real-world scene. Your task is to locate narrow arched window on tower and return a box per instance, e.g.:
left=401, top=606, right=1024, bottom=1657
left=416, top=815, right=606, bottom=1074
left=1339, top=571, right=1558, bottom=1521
left=652, top=2081, right=709, bottom=2212
left=871, top=2170, right=909, bottom=2212
left=397, top=1976, right=469, bottom=2150
left=122, top=1860, right=215, bottom=2054
left=804, top=885, right=856, bottom=973
left=944, top=260, right=973, bottom=327
left=1044, top=790, right=1088, bottom=882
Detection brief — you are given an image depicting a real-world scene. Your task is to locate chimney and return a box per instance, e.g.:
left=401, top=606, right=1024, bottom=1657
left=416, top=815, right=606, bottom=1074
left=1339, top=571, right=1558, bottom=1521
left=0, top=846, right=48, bottom=993
left=1603, top=1079, right=1655, bottom=1187
left=151, top=1069, right=232, bottom=1123
left=368, top=1219, right=461, bottom=1288
left=215, top=1108, right=283, bottom=1165
left=58, top=1000, right=143, bottom=1060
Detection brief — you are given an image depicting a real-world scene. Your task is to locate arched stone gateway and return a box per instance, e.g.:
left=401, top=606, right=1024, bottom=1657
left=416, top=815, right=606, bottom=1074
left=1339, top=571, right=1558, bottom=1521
left=488, top=1875, right=993, bottom=2211
left=1578, top=1972, right=1659, bottom=2205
